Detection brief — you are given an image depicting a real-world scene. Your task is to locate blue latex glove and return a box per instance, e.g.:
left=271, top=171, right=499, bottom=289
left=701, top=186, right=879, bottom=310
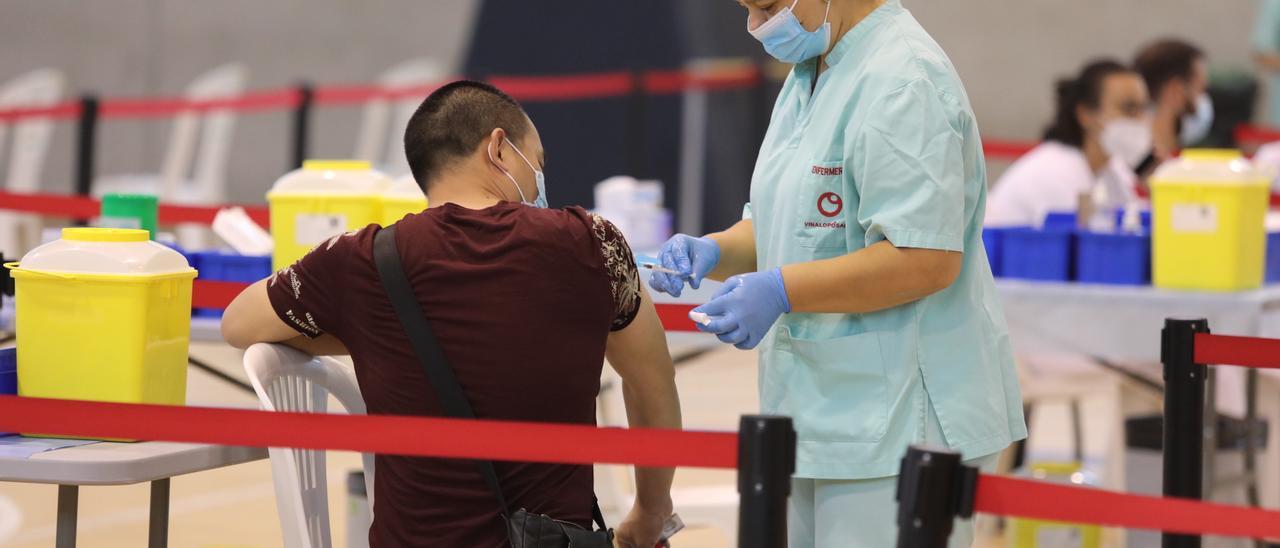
left=647, top=234, right=720, bottom=297
left=692, top=268, right=791, bottom=350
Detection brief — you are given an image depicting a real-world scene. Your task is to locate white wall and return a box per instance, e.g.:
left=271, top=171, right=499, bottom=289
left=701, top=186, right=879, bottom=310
left=0, top=0, right=1266, bottom=202
left=909, top=0, right=1262, bottom=140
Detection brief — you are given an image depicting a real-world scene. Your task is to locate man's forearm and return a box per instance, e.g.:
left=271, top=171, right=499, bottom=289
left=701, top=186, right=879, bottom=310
left=622, top=380, right=681, bottom=511
left=781, top=240, right=961, bottom=314
left=706, top=219, right=757, bottom=281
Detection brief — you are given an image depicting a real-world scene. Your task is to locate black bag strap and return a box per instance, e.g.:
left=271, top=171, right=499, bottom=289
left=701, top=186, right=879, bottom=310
left=373, top=225, right=608, bottom=532
left=373, top=225, right=510, bottom=515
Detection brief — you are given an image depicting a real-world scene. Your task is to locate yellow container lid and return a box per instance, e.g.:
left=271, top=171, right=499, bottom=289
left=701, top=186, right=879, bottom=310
left=303, top=159, right=373, bottom=172
left=1151, top=148, right=1269, bottom=186
left=61, top=227, right=149, bottom=243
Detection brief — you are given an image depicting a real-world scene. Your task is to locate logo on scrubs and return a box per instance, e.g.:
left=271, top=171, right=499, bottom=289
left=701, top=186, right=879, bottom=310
left=817, top=192, right=843, bottom=217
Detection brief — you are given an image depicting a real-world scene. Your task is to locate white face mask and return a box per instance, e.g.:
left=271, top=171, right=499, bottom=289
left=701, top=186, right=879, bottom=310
left=1180, top=93, right=1214, bottom=146
left=1100, top=118, right=1153, bottom=169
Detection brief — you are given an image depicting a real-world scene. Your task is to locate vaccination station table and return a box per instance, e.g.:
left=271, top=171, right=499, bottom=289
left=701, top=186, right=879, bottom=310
left=0, top=439, right=265, bottom=548
left=995, top=279, right=1280, bottom=509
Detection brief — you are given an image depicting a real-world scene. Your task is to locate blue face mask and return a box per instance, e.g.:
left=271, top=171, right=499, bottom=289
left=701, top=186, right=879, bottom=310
left=492, top=137, right=548, bottom=208
left=747, top=0, right=831, bottom=64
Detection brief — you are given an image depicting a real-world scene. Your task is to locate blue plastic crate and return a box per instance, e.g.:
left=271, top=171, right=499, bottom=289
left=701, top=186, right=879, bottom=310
left=1076, top=231, right=1151, bottom=285
left=1043, top=211, right=1078, bottom=231
left=190, top=251, right=272, bottom=317
left=1000, top=227, right=1075, bottom=282
left=0, top=347, right=14, bottom=437
left=1113, top=209, right=1153, bottom=231
left=981, top=227, right=1012, bottom=277
left=1268, top=232, right=1280, bottom=284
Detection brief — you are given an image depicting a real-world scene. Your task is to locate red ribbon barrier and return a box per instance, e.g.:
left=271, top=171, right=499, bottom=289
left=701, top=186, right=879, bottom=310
left=98, top=88, right=301, bottom=119
left=0, top=190, right=269, bottom=227
left=1235, top=124, right=1280, bottom=146
left=975, top=473, right=1280, bottom=540
left=1194, top=333, right=1280, bottom=370
left=0, top=395, right=738, bottom=469
left=982, top=139, right=1037, bottom=161
left=2, top=394, right=1280, bottom=540
left=0, top=101, right=81, bottom=123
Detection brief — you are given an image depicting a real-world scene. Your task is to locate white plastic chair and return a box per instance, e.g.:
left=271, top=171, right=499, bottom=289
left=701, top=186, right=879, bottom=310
left=595, top=367, right=739, bottom=546
left=94, top=63, right=248, bottom=249
left=353, top=58, right=448, bottom=177
left=244, top=343, right=375, bottom=548
left=0, top=68, right=65, bottom=258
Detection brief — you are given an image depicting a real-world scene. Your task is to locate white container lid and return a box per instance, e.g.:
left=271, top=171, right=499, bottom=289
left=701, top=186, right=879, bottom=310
left=387, top=174, right=427, bottom=198
left=16, top=228, right=193, bottom=275
left=1151, top=149, right=1270, bottom=186
left=268, top=160, right=392, bottom=196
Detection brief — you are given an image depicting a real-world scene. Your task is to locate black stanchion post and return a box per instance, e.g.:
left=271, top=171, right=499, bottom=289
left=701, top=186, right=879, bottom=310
left=737, top=415, right=795, bottom=548
left=895, top=446, right=978, bottom=548
left=1162, top=317, right=1210, bottom=548
left=290, top=81, right=313, bottom=170
left=74, top=94, right=99, bottom=200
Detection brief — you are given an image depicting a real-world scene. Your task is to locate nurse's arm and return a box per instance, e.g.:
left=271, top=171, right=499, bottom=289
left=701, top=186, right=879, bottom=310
left=780, top=241, right=962, bottom=314
left=222, top=279, right=350, bottom=355
left=705, top=219, right=757, bottom=281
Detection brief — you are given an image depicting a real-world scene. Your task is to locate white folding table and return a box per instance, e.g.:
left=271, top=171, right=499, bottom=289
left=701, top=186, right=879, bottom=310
left=996, top=280, right=1280, bottom=508
left=0, top=440, right=265, bottom=547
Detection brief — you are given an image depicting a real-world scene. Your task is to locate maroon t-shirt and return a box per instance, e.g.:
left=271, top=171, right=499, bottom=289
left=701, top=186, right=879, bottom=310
left=266, top=202, right=641, bottom=547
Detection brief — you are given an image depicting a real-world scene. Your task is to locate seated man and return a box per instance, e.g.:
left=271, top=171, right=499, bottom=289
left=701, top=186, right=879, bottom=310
left=223, top=81, right=679, bottom=548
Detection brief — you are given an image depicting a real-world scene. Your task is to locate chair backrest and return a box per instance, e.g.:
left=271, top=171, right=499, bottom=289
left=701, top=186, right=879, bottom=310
left=244, top=343, right=374, bottom=548
left=160, top=62, right=248, bottom=203
left=594, top=366, right=636, bottom=519
left=0, top=68, right=65, bottom=193
left=353, top=58, right=448, bottom=176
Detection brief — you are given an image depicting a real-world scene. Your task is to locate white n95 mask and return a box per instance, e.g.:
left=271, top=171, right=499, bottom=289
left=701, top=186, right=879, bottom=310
left=1100, top=119, right=1153, bottom=169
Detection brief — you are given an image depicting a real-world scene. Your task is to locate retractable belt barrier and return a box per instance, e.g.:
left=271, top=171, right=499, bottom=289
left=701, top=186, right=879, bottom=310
left=2, top=395, right=1280, bottom=545
left=0, top=64, right=1034, bottom=160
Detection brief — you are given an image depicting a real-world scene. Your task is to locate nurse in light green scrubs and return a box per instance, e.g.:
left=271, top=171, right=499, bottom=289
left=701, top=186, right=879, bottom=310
left=649, top=1, right=1027, bottom=546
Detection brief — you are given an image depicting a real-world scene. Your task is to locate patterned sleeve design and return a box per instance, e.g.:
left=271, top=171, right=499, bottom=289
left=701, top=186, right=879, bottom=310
left=590, top=214, right=642, bottom=331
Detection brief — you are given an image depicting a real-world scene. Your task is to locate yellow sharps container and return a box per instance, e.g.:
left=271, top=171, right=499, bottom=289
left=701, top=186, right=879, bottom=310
left=1151, top=149, right=1270, bottom=291
left=380, top=174, right=429, bottom=226
left=6, top=228, right=197, bottom=421
left=267, top=160, right=391, bottom=270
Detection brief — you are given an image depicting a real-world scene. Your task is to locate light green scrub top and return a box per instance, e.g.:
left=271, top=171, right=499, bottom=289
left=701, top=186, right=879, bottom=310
left=744, top=0, right=1026, bottom=480
left=1254, top=0, right=1280, bottom=126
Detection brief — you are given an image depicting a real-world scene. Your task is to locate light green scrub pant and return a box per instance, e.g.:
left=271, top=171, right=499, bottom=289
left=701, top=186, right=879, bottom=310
left=787, top=398, right=1004, bottom=548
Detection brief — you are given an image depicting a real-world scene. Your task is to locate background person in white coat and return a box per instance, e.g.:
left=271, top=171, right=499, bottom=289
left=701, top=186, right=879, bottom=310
left=986, top=60, right=1152, bottom=228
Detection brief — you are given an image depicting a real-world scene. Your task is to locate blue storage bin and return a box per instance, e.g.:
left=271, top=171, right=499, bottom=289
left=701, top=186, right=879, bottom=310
left=1267, top=232, right=1280, bottom=284
left=1000, top=227, right=1075, bottom=282
left=982, top=226, right=1013, bottom=277
left=1043, top=211, right=1078, bottom=231
left=190, top=251, right=272, bottom=317
left=1076, top=231, right=1151, bottom=285
left=0, top=347, right=15, bottom=437
left=1113, top=209, right=1153, bottom=231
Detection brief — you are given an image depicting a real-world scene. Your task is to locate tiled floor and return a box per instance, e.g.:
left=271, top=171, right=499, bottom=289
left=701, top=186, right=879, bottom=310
left=1, top=340, right=1010, bottom=547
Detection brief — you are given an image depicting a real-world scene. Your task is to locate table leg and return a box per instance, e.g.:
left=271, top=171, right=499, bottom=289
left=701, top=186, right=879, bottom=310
left=56, top=484, right=78, bottom=548
left=148, top=478, right=170, bottom=548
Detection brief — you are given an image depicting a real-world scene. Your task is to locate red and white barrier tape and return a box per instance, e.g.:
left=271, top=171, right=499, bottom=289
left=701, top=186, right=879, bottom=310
left=1195, top=333, right=1280, bottom=370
